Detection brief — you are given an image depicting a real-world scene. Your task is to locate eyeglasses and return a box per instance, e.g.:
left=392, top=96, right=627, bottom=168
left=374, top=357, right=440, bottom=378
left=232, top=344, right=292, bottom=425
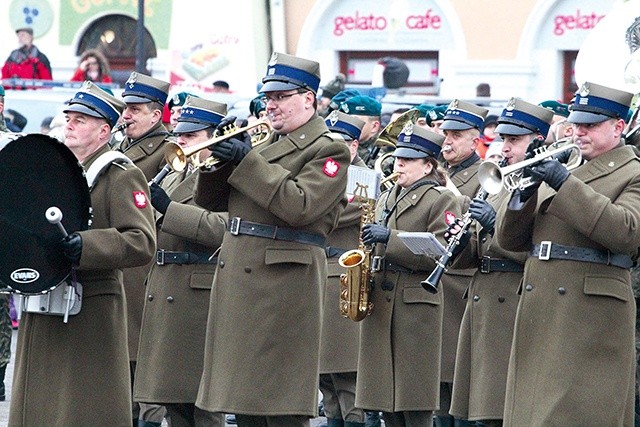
left=264, top=90, right=306, bottom=104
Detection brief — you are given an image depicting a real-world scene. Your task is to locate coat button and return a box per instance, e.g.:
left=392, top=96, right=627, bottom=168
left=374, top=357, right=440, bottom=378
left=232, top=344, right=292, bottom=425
left=473, top=295, right=480, bottom=302
left=381, top=281, right=394, bottom=291
left=558, top=287, right=566, bottom=295
left=219, top=260, right=225, bottom=268
left=167, top=296, right=174, bottom=303
left=244, top=266, right=252, bottom=273
left=525, top=284, right=533, bottom=291
left=498, top=296, right=505, bottom=303
left=147, top=295, right=153, bottom=301
left=385, top=296, right=391, bottom=302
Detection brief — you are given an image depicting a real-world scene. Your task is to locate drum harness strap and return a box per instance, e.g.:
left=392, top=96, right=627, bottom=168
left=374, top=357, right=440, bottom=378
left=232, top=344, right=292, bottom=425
left=85, top=150, right=133, bottom=190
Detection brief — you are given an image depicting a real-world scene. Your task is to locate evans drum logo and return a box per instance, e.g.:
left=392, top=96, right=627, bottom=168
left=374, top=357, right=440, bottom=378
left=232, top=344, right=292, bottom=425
left=11, top=268, right=40, bottom=283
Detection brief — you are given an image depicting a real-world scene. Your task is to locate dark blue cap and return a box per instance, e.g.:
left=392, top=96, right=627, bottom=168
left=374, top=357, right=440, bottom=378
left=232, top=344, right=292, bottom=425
left=393, top=123, right=444, bottom=159
left=173, top=96, right=227, bottom=134
left=440, top=99, right=488, bottom=131
left=496, top=97, right=553, bottom=136
left=64, top=81, right=125, bottom=128
left=568, top=82, right=633, bottom=124
left=325, top=110, right=365, bottom=141
left=122, top=72, right=170, bottom=105
left=261, top=52, right=321, bottom=93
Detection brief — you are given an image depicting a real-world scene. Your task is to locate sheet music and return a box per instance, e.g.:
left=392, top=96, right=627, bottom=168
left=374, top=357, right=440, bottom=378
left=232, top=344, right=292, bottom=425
left=398, top=232, right=447, bottom=258
left=347, top=165, right=381, bottom=200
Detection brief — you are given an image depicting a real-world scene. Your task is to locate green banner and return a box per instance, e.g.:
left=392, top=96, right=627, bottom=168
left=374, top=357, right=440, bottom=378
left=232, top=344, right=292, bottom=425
left=59, top=0, right=172, bottom=48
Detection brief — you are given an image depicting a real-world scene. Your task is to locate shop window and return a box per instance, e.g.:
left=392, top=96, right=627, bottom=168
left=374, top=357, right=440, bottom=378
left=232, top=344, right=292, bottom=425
left=339, top=51, right=440, bottom=95
left=76, top=14, right=157, bottom=87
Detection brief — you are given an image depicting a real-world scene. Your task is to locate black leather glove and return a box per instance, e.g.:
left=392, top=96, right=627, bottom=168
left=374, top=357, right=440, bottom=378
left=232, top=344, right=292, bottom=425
left=61, top=233, right=82, bottom=264
left=443, top=218, right=471, bottom=257
left=210, top=137, right=252, bottom=165
left=361, top=223, right=390, bottom=245
left=524, top=137, right=545, bottom=160
left=525, top=159, right=570, bottom=191
left=469, top=198, right=496, bottom=232
left=150, top=182, right=171, bottom=214
left=515, top=181, right=541, bottom=204
left=214, top=115, right=237, bottom=138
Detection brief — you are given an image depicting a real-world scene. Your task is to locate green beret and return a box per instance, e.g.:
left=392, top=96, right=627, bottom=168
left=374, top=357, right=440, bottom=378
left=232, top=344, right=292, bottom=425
left=339, top=95, right=381, bottom=117
left=539, top=100, right=570, bottom=118
left=168, top=92, right=196, bottom=109
left=413, top=103, right=435, bottom=118
left=249, top=95, right=266, bottom=118
left=328, top=89, right=360, bottom=112
left=426, top=105, right=447, bottom=126
left=0, top=86, right=4, bottom=97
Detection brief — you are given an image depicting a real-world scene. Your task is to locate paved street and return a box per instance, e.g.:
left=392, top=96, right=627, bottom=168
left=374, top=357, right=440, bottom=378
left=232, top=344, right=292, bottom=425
left=0, top=329, right=330, bottom=426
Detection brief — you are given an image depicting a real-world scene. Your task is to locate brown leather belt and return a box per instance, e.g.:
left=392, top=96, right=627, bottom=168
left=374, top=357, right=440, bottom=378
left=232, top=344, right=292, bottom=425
left=479, top=256, right=524, bottom=273
left=530, top=242, right=633, bottom=269
left=229, top=217, right=326, bottom=248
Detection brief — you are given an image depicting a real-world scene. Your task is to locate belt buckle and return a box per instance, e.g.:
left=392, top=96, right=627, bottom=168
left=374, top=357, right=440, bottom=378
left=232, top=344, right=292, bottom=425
left=539, top=241, right=552, bottom=261
left=156, top=249, right=165, bottom=265
left=371, top=256, right=383, bottom=273
left=480, top=256, right=491, bottom=273
left=230, top=217, right=241, bottom=236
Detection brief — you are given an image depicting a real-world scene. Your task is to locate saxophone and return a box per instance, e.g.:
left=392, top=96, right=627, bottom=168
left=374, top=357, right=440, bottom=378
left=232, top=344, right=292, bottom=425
left=338, top=183, right=376, bottom=322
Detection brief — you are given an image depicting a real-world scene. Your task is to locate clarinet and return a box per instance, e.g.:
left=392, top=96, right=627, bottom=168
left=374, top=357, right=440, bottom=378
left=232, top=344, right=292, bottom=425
left=421, top=158, right=507, bottom=293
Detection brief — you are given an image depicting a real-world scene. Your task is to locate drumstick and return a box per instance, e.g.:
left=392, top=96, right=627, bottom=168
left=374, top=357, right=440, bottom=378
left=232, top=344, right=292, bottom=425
left=45, top=206, right=69, bottom=237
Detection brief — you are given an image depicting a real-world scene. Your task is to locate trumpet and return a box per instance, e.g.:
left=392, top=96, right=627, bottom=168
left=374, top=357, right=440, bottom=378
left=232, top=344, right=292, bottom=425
left=163, top=118, right=273, bottom=172
left=477, top=143, right=582, bottom=194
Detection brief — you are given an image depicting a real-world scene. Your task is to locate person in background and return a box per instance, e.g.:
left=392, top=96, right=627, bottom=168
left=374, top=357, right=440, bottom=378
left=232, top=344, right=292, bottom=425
left=40, top=116, right=54, bottom=134
left=70, top=49, right=112, bottom=83
left=538, top=100, right=573, bottom=145
left=497, top=82, right=639, bottom=425
left=338, top=95, right=382, bottom=167
left=4, top=109, right=27, bottom=133
left=318, top=73, right=346, bottom=118
left=212, top=80, right=230, bottom=93
left=134, top=96, right=228, bottom=427
left=319, top=110, right=367, bottom=427
left=2, top=27, right=52, bottom=85
left=9, top=81, right=155, bottom=425
left=477, top=115, right=499, bottom=159
left=0, top=86, right=7, bottom=132
left=116, top=71, right=172, bottom=427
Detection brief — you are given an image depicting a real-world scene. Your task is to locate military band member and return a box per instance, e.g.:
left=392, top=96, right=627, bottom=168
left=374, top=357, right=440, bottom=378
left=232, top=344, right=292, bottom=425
left=355, top=125, right=461, bottom=427
left=320, top=111, right=368, bottom=427
left=9, top=82, right=156, bottom=426
left=338, top=95, right=382, bottom=167
left=447, top=98, right=554, bottom=426
left=117, top=71, right=172, bottom=427
left=496, top=82, right=639, bottom=425
left=435, top=99, right=488, bottom=427
left=194, top=52, right=351, bottom=427
left=133, top=97, right=228, bottom=427
left=168, top=91, right=197, bottom=133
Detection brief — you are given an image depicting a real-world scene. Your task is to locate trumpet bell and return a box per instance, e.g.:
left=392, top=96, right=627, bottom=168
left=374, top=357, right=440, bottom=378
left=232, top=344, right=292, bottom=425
left=477, top=161, right=508, bottom=195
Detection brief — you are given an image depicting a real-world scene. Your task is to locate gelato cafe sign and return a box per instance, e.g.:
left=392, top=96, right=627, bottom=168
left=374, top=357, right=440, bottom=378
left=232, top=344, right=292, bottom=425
left=333, top=9, right=442, bottom=36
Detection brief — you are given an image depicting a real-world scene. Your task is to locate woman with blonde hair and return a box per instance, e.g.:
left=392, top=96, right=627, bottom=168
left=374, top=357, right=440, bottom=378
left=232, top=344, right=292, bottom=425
left=70, top=49, right=112, bottom=83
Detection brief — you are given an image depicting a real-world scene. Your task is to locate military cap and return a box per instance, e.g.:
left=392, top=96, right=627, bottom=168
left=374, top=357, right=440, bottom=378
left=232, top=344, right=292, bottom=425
left=64, top=81, right=125, bottom=128
left=321, top=74, right=346, bottom=100
left=122, top=72, right=170, bottom=105
left=328, top=89, right=360, bottom=112
left=16, top=27, right=33, bottom=35
left=325, top=110, right=365, bottom=141
left=567, top=82, right=633, bottom=124
left=249, top=95, right=267, bottom=118
left=168, top=92, right=196, bottom=110
left=261, top=52, right=321, bottom=94
left=539, top=100, right=570, bottom=118
left=0, top=85, right=4, bottom=99
left=426, top=105, right=447, bottom=126
left=496, top=97, right=554, bottom=136
left=393, top=122, right=444, bottom=159
left=173, top=96, right=227, bottom=134
left=339, top=95, right=382, bottom=117
left=440, top=99, right=488, bottom=131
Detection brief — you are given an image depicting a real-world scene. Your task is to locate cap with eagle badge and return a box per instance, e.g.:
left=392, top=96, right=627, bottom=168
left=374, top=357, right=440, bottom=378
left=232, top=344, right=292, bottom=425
left=168, top=92, right=197, bottom=110
left=567, top=82, right=633, bottom=124
left=393, top=122, right=445, bottom=159
left=173, top=96, right=227, bottom=134
left=122, top=72, right=170, bottom=105
left=440, top=99, right=488, bottom=131
left=64, top=81, right=126, bottom=128
left=325, top=110, right=365, bottom=142
left=261, top=52, right=321, bottom=94
left=496, top=97, right=554, bottom=136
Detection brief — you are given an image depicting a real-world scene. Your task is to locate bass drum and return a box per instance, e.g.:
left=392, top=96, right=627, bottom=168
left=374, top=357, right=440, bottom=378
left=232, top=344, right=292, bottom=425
left=0, top=133, right=92, bottom=294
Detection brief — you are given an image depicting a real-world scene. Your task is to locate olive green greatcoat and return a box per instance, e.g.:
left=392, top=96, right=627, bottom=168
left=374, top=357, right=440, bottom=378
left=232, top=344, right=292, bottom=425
left=195, top=115, right=351, bottom=416
left=497, top=145, right=640, bottom=426
left=449, top=189, right=527, bottom=421
left=320, top=156, right=367, bottom=374
left=355, top=179, right=461, bottom=413
left=117, top=122, right=170, bottom=360
left=134, top=169, right=227, bottom=404
left=440, top=157, right=482, bottom=382
left=9, top=144, right=156, bottom=426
